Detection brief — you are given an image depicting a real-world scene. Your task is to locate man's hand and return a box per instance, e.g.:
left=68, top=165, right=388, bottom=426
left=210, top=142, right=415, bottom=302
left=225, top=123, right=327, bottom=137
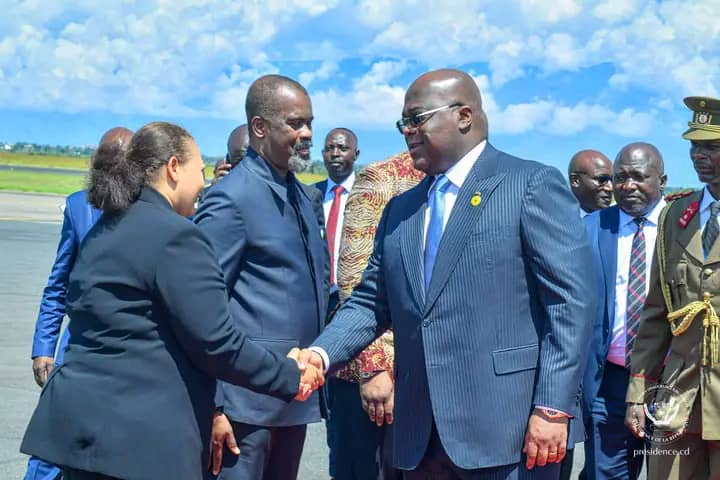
left=523, top=408, right=569, bottom=469
left=625, top=403, right=646, bottom=439
left=295, top=348, right=325, bottom=371
left=359, top=371, right=394, bottom=426
left=211, top=162, right=232, bottom=184
left=287, top=348, right=325, bottom=401
left=209, top=411, right=239, bottom=475
left=32, top=356, right=54, bottom=387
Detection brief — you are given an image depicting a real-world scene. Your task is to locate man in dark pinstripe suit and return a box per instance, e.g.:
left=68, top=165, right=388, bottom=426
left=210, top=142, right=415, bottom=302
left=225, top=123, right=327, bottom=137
left=300, top=69, right=595, bottom=479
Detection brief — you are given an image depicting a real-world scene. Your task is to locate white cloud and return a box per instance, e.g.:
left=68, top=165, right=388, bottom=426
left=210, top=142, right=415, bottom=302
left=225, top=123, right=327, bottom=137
left=472, top=73, right=653, bottom=137
left=311, top=61, right=407, bottom=128
left=0, top=0, right=336, bottom=116
left=520, top=0, right=582, bottom=23
left=0, top=0, right=715, bottom=136
left=592, top=0, right=640, bottom=22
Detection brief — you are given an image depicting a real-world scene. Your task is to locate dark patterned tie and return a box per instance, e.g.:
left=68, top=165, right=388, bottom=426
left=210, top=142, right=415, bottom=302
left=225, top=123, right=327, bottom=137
left=703, top=201, right=720, bottom=257
left=625, top=217, right=646, bottom=366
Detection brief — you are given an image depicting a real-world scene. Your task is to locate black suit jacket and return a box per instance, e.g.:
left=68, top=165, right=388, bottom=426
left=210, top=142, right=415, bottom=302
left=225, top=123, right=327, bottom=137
left=21, top=187, right=301, bottom=480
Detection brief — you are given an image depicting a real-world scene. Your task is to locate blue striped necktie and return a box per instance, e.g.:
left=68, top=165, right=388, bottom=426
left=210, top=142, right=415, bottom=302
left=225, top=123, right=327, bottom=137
left=424, top=174, right=451, bottom=291
left=625, top=216, right=646, bottom=366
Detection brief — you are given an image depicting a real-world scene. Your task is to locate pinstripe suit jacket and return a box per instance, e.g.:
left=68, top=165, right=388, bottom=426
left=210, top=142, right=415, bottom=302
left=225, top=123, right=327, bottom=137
left=313, top=143, right=596, bottom=470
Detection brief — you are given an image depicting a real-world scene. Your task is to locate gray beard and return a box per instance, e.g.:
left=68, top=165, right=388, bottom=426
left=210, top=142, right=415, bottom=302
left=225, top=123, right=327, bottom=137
left=288, top=153, right=311, bottom=173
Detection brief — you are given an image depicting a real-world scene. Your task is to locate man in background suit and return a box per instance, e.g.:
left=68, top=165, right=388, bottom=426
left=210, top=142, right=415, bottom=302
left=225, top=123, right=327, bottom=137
left=299, top=68, right=595, bottom=479
left=563, top=149, right=613, bottom=480
left=568, top=150, right=613, bottom=216
left=195, top=74, right=326, bottom=480
left=582, top=143, right=667, bottom=479
left=24, top=127, right=133, bottom=480
left=313, top=127, right=358, bottom=317
left=202, top=124, right=249, bottom=200
left=312, top=128, right=357, bottom=479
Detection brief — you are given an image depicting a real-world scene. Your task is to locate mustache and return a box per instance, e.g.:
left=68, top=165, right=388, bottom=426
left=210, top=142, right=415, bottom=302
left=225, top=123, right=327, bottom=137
left=293, top=140, right=313, bottom=151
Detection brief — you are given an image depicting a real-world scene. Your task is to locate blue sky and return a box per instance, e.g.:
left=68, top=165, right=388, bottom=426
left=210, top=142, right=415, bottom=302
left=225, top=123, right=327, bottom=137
left=0, top=0, right=718, bottom=187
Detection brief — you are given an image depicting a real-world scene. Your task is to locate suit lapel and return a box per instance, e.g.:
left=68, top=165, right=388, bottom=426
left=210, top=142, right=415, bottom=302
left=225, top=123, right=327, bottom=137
left=598, top=207, right=619, bottom=334
left=295, top=180, right=326, bottom=332
left=423, top=145, right=505, bottom=316
left=400, top=177, right=431, bottom=310
left=676, top=193, right=704, bottom=265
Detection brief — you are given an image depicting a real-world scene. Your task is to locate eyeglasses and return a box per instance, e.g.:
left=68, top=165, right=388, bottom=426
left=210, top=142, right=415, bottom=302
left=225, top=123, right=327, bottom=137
left=396, top=103, right=463, bottom=134
left=613, top=173, right=652, bottom=185
left=572, top=172, right=612, bottom=185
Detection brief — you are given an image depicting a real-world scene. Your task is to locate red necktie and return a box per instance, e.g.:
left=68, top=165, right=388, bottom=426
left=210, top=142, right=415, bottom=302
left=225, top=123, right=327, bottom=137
left=326, top=184, right=344, bottom=285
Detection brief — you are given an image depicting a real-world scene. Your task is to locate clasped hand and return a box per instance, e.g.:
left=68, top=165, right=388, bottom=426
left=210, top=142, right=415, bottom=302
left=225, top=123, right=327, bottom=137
left=287, top=347, right=325, bottom=401
left=208, top=348, right=325, bottom=475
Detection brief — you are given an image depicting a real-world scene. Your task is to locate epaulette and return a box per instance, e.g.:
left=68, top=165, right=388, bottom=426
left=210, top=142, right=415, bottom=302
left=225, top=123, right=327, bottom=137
left=664, top=189, right=696, bottom=202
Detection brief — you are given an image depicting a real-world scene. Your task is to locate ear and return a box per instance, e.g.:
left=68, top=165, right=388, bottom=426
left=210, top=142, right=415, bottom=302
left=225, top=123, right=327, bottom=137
left=251, top=116, right=267, bottom=139
left=457, top=105, right=473, bottom=130
left=659, top=174, right=668, bottom=191
left=167, top=155, right=181, bottom=183
left=569, top=174, right=580, bottom=188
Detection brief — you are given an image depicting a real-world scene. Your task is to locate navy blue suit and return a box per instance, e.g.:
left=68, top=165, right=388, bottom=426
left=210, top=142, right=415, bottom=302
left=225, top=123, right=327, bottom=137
left=582, top=206, right=644, bottom=480
left=194, top=148, right=326, bottom=479
left=313, top=144, right=595, bottom=477
left=26, top=190, right=101, bottom=480
left=21, top=187, right=301, bottom=480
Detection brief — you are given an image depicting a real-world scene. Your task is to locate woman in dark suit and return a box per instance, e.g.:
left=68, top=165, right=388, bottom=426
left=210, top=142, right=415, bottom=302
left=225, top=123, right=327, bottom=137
left=21, top=122, right=322, bottom=480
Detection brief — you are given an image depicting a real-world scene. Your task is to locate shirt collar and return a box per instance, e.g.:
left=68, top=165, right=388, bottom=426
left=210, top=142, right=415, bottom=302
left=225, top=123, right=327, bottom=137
left=701, top=185, right=719, bottom=214
left=430, top=140, right=486, bottom=195
left=326, top=172, right=355, bottom=194
left=618, top=198, right=666, bottom=228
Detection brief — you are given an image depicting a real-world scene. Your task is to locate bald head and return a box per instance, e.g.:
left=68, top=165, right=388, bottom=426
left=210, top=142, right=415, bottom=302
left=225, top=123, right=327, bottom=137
left=99, top=127, right=133, bottom=148
left=226, top=124, right=249, bottom=166
left=614, top=143, right=665, bottom=174
left=245, top=75, right=308, bottom=127
left=402, top=69, right=488, bottom=175
left=92, top=126, right=133, bottom=169
left=568, top=149, right=613, bottom=213
left=613, top=142, right=667, bottom=217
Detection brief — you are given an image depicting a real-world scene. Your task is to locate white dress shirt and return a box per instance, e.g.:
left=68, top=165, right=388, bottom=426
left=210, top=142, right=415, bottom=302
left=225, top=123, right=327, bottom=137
left=607, top=198, right=666, bottom=367
left=322, top=172, right=355, bottom=288
left=423, top=141, right=486, bottom=245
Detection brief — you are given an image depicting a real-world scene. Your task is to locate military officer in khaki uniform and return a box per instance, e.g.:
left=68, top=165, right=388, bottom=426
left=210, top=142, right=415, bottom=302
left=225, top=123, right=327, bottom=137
left=625, top=96, right=720, bottom=479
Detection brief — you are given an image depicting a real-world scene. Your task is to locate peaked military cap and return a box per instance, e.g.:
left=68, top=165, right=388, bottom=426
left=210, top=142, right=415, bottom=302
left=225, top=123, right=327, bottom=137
left=682, top=96, right=720, bottom=141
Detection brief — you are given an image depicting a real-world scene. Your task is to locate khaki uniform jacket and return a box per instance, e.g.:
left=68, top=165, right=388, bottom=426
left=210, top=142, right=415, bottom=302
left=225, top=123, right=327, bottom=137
left=627, top=189, right=720, bottom=439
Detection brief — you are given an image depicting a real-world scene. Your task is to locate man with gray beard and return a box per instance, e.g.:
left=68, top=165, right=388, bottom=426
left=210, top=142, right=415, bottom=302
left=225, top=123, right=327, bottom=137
left=195, top=75, right=326, bottom=480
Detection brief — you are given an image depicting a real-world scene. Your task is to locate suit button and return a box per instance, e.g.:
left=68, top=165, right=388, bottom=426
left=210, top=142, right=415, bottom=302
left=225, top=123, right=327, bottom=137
left=422, top=320, right=430, bottom=327
left=704, top=268, right=713, bottom=277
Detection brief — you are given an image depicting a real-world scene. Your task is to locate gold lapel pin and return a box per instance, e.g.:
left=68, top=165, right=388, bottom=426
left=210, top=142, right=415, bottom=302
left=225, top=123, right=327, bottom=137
left=470, top=192, right=482, bottom=207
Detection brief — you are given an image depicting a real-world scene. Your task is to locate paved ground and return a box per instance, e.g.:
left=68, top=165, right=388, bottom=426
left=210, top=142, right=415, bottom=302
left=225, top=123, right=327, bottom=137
left=0, top=192, right=329, bottom=479
left=0, top=191, right=621, bottom=479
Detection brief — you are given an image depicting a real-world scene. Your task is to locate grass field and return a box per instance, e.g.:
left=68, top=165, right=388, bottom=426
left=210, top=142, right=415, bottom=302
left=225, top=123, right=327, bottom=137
left=0, top=152, right=90, bottom=170
left=0, top=168, right=326, bottom=196
left=0, top=170, right=86, bottom=195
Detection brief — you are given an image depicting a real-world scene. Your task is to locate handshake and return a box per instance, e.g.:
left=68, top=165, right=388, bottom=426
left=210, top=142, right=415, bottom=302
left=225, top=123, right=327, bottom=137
left=287, top=348, right=325, bottom=401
